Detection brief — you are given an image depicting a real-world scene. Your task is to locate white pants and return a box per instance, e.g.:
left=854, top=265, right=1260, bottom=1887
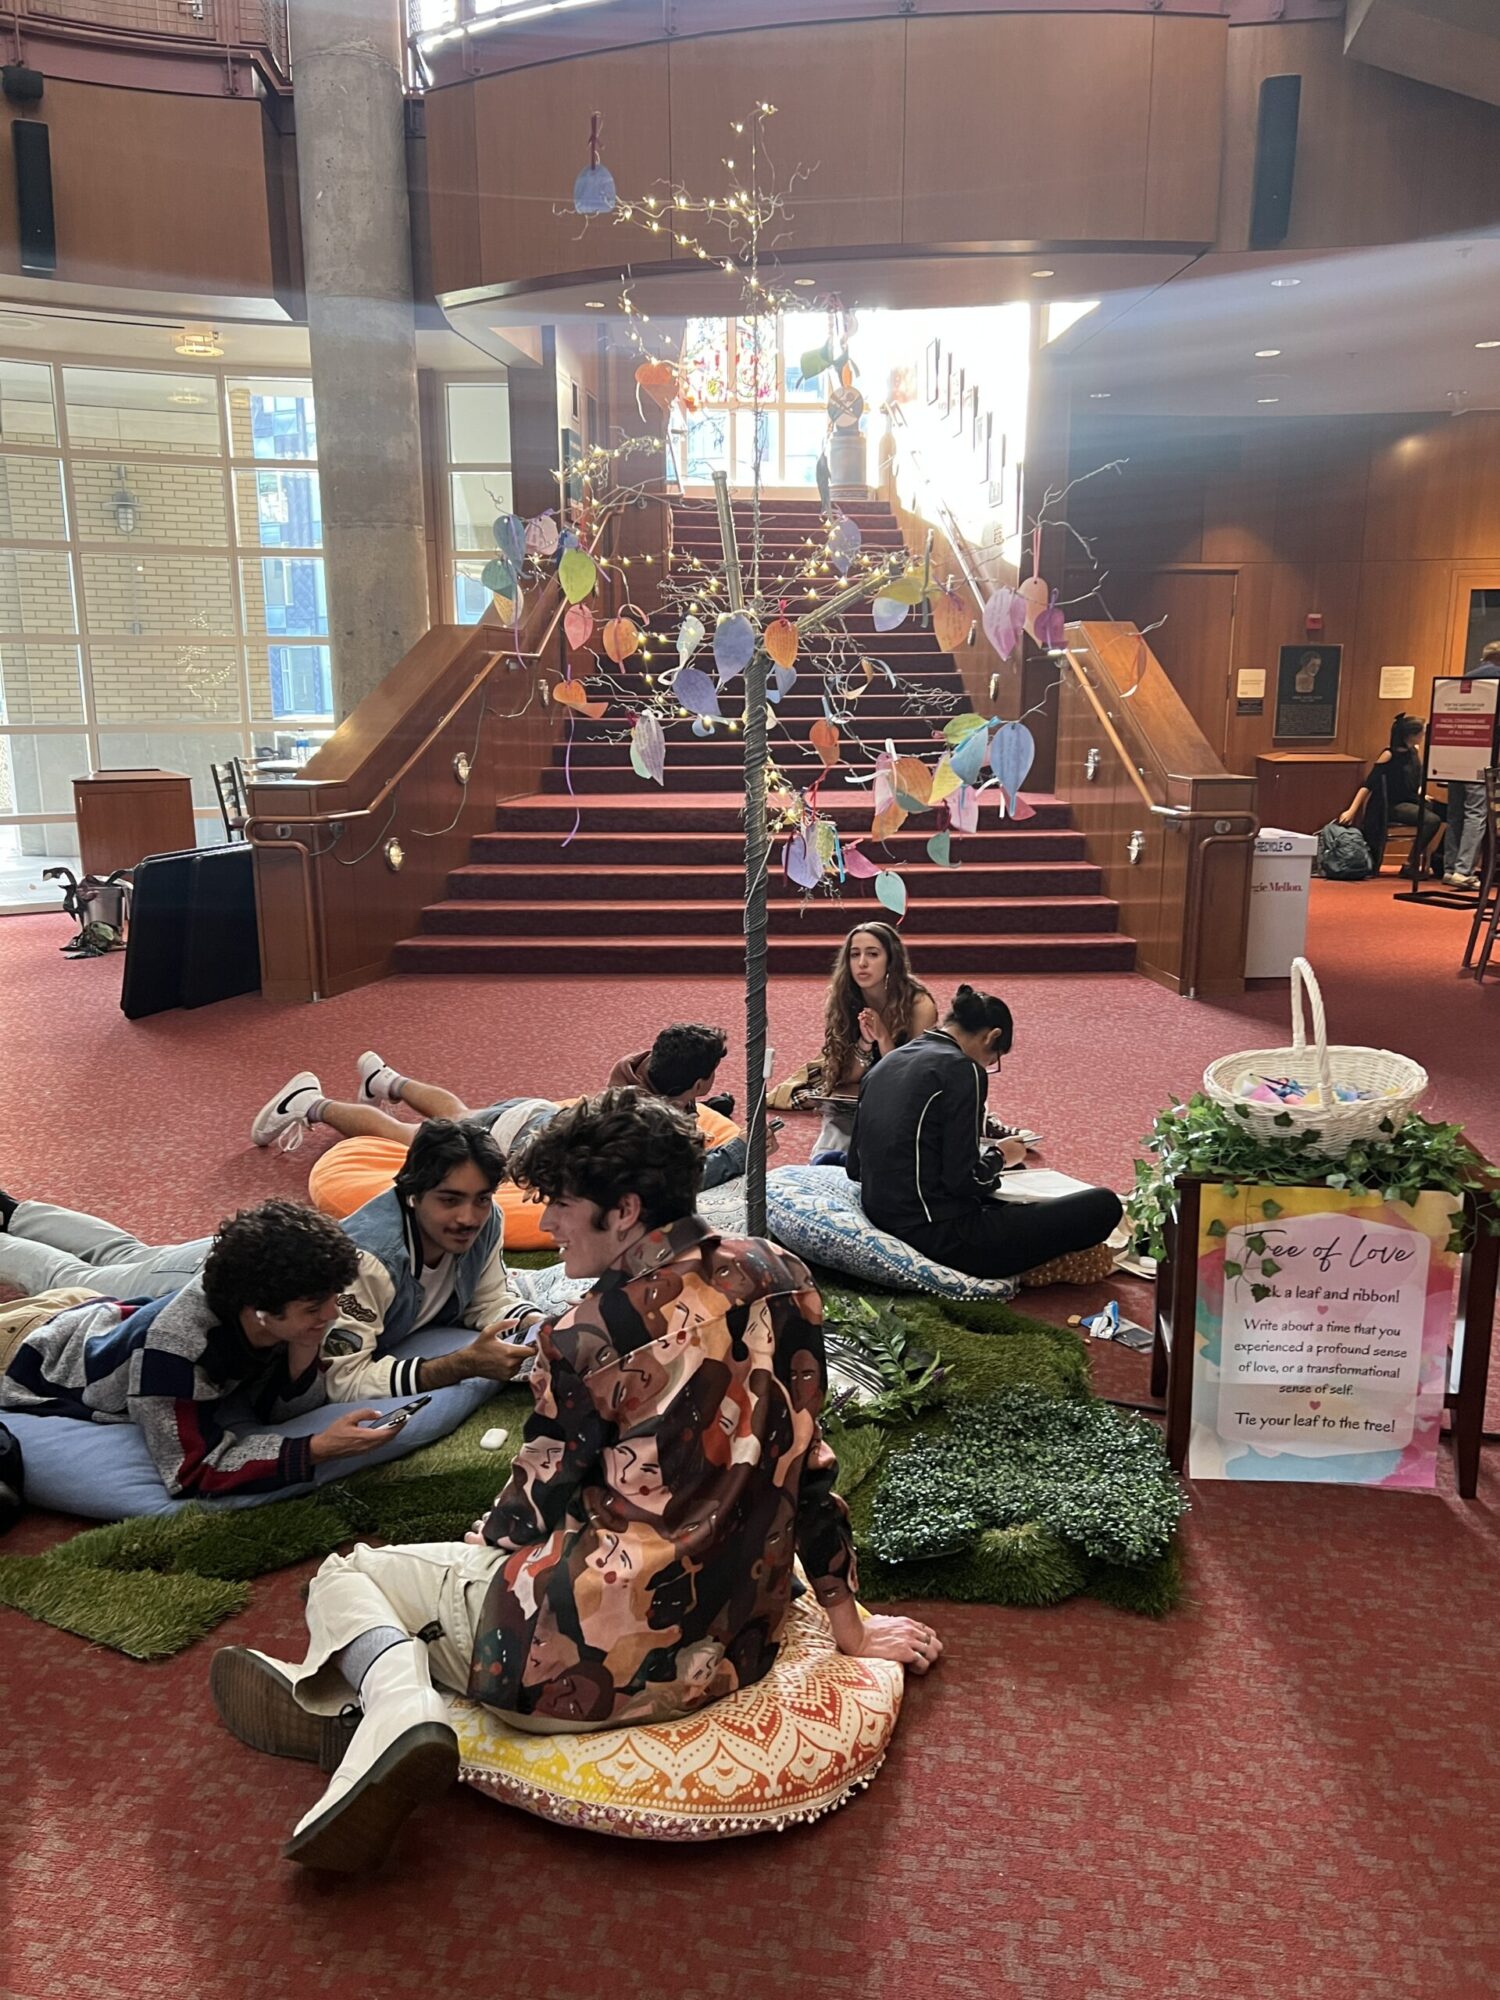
left=289, top=1540, right=504, bottom=1713
left=0, top=1202, right=210, bottom=1300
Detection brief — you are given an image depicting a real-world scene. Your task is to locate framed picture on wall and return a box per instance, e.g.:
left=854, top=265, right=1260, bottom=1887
left=1274, top=644, right=1342, bottom=739
left=925, top=338, right=941, bottom=405
left=968, top=390, right=982, bottom=453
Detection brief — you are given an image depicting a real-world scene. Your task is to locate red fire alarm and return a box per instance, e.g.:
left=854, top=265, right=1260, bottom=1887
left=1305, top=610, right=1324, bottom=637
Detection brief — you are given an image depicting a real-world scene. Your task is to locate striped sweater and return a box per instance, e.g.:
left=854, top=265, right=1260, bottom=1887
left=0, top=1283, right=327, bottom=1498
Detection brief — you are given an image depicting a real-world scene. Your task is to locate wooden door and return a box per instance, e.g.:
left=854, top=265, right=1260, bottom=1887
left=1104, top=569, right=1239, bottom=762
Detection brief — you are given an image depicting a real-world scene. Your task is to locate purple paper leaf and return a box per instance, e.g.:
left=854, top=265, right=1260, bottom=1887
left=872, top=596, right=910, bottom=633
left=770, top=663, right=798, bottom=703
left=948, top=784, right=980, bottom=834
left=981, top=587, right=1027, bottom=662
left=713, top=612, right=756, bottom=684
left=1034, top=590, right=1067, bottom=651
left=843, top=842, right=882, bottom=880
left=674, top=666, right=721, bottom=719
left=524, top=512, right=559, bottom=557
left=827, top=514, right=862, bottom=576
left=630, top=708, right=665, bottom=786
left=785, top=832, right=826, bottom=890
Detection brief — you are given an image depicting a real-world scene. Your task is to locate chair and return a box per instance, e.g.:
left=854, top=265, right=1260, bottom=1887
left=1462, top=768, right=1500, bottom=984
left=210, top=759, right=246, bottom=841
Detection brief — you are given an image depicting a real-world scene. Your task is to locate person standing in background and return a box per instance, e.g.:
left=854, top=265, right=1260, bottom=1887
left=1443, top=641, right=1500, bottom=890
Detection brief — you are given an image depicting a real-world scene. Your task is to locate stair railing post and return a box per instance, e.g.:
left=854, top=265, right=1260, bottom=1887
left=713, top=469, right=769, bottom=1236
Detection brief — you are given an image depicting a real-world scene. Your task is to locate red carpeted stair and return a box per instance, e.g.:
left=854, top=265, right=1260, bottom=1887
left=394, top=496, right=1136, bottom=976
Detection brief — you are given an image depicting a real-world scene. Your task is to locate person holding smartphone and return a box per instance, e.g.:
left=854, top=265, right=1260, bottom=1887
left=209, top=1090, right=941, bottom=1875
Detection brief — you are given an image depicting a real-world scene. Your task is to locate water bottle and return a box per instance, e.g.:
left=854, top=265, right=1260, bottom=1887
left=294, top=729, right=309, bottom=765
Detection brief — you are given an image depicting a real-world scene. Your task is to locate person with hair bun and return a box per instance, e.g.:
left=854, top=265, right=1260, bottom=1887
left=1337, top=712, right=1444, bottom=878
left=847, top=985, right=1122, bottom=1280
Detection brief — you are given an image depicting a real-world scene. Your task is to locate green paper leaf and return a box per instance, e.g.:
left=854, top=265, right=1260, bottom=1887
left=942, top=714, right=989, bottom=745
left=559, top=548, right=597, bottom=605
left=480, top=558, right=517, bottom=596
left=799, top=343, right=832, bottom=384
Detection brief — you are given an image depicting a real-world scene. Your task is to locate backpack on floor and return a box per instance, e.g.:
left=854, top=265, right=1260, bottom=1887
left=1316, top=820, right=1373, bottom=881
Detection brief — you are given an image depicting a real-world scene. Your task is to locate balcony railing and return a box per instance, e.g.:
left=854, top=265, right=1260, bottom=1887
left=10, top=0, right=290, bottom=89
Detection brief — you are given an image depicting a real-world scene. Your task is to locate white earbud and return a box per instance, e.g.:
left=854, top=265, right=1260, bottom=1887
left=255, top=1310, right=269, bottom=1326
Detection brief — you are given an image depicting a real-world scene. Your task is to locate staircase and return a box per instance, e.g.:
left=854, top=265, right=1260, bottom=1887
left=393, top=496, right=1136, bottom=976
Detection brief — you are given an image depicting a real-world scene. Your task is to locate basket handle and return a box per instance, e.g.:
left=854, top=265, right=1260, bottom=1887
left=1289, top=957, right=1333, bottom=1107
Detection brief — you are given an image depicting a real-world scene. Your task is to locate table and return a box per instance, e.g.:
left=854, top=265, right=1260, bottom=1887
left=72, top=768, right=195, bottom=876
left=1255, top=753, right=1364, bottom=835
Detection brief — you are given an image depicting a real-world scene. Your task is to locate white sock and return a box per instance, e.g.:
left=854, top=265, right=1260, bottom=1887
left=332, top=1624, right=407, bottom=1694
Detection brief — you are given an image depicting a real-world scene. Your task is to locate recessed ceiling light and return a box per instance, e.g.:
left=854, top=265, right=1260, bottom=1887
left=1088, top=391, right=1111, bottom=399
left=792, top=278, right=816, bottom=287
left=1031, top=268, right=1056, bottom=279
left=1257, top=397, right=1281, bottom=405
left=1475, top=340, right=1500, bottom=350
left=1270, top=277, right=1301, bottom=289
left=1254, top=348, right=1282, bottom=358
left=174, top=326, right=223, bottom=359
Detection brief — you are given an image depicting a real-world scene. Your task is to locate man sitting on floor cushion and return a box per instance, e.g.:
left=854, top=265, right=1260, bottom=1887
left=250, top=1021, right=755, bottom=1190
left=209, top=1088, right=941, bottom=1875
left=0, top=1200, right=399, bottom=1500
left=848, top=984, right=1123, bottom=1283
left=0, top=1121, right=550, bottom=1405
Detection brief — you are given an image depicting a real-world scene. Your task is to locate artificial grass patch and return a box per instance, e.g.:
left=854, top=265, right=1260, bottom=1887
left=0, top=1285, right=1186, bottom=1658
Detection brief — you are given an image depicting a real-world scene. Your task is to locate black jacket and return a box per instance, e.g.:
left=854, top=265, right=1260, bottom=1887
left=846, top=1030, right=1005, bottom=1234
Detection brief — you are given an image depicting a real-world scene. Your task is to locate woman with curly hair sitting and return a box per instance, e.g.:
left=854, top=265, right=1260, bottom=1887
left=809, top=923, right=937, bottom=1162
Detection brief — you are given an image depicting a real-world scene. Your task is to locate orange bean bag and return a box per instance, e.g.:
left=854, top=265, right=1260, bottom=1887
left=307, top=1104, right=740, bottom=1251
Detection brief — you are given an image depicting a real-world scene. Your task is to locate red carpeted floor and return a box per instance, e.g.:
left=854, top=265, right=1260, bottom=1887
left=2, top=877, right=1499, bottom=1999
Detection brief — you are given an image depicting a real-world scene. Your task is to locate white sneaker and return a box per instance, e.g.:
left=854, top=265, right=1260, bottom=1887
left=251, top=1071, right=322, bottom=1151
left=1445, top=873, right=1480, bottom=891
left=357, top=1050, right=401, bottom=1106
left=282, top=1641, right=458, bottom=1873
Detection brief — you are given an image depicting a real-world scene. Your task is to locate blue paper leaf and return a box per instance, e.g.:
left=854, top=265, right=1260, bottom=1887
left=573, top=162, right=617, bottom=215
left=674, top=666, right=722, bottom=719
left=492, top=514, right=526, bottom=567
left=770, top=663, right=797, bottom=704
left=827, top=514, right=861, bottom=576
left=874, top=869, right=907, bottom=918
left=949, top=719, right=994, bottom=786
left=872, top=597, right=909, bottom=633
left=988, top=720, right=1036, bottom=804
left=926, top=831, right=953, bottom=867
left=677, top=613, right=706, bottom=665
left=480, top=558, right=517, bottom=597
left=691, top=717, right=714, bottom=738
left=713, top=612, right=756, bottom=685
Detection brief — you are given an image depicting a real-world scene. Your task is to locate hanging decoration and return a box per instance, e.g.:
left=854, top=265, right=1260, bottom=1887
left=552, top=677, right=608, bottom=720
left=713, top=611, right=757, bottom=685
left=602, top=614, right=642, bottom=665
left=1017, top=574, right=1051, bottom=639
left=630, top=707, right=666, bottom=785
left=673, top=666, right=722, bottom=720
left=931, top=587, right=969, bottom=654
left=874, top=870, right=908, bottom=918
left=563, top=603, right=593, bottom=651
left=677, top=613, right=706, bottom=665
left=573, top=112, right=617, bottom=215
left=525, top=512, right=560, bottom=558
left=765, top=610, right=799, bottom=670
left=827, top=512, right=861, bottom=576
left=982, top=587, right=1028, bottom=662
left=988, top=720, right=1037, bottom=821
left=559, top=548, right=597, bottom=604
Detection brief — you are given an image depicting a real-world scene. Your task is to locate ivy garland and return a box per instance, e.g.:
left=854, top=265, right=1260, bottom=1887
left=1126, top=1094, right=1500, bottom=1264
left=868, top=1387, right=1187, bottom=1571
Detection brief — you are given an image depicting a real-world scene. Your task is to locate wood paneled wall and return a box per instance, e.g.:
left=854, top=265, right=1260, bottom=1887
left=0, top=83, right=280, bottom=295
left=423, top=14, right=1229, bottom=297
left=1064, top=409, right=1500, bottom=779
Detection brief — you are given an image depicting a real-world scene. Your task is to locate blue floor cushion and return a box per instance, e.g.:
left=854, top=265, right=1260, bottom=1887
left=765, top=1166, right=1019, bottom=1301
left=8, top=1323, right=502, bottom=1522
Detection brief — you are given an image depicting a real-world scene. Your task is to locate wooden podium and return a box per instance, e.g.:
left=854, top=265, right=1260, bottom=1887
left=73, top=768, right=195, bottom=876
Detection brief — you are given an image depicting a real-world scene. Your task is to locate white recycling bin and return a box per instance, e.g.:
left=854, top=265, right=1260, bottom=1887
left=1245, top=826, right=1318, bottom=979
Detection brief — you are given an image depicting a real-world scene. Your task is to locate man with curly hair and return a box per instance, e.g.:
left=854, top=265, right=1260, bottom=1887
left=210, top=1090, right=941, bottom=1875
left=0, top=1200, right=399, bottom=1499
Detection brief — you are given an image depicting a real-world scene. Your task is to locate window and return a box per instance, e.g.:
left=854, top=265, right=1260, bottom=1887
left=443, top=377, right=512, bottom=623
left=0, top=358, right=331, bottom=908
left=668, top=314, right=847, bottom=488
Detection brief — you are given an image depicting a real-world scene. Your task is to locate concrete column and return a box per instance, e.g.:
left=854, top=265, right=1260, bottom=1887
left=290, top=0, right=429, bottom=720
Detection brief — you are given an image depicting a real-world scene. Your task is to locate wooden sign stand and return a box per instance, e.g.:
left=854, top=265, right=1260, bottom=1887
left=1149, top=1171, right=1497, bottom=1498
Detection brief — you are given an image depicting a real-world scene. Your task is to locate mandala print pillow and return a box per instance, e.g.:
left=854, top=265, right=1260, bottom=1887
left=765, top=1166, right=1018, bottom=1301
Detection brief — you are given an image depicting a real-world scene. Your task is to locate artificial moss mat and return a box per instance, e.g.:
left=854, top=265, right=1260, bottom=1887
left=0, top=1282, right=1184, bottom=1661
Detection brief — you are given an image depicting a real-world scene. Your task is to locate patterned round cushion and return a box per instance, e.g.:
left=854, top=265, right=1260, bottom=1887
left=448, top=1598, right=904, bottom=1841
left=1019, top=1241, right=1116, bottom=1288
left=765, top=1165, right=1019, bottom=1301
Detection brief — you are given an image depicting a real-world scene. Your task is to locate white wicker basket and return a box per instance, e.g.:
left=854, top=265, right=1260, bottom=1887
left=1203, top=957, right=1427, bottom=1156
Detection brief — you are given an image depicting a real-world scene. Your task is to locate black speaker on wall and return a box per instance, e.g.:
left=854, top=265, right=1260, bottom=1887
left=1249, top=74, right=1301, bottom=251
left=13, top=118, right=55, bottom=274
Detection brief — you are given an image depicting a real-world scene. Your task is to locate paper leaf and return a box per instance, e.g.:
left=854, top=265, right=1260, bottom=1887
left=490, top=591, right=521, bottom=626
left=872, top=596, right=910, bottom=633
left=691, top=716, right=715, bottom=738
left=827, top=514, right=862, bottom=576
left=524, top=512, right=559, bottom=557
left=871, top=801, right=907, bottom=842
left=843, top=841, right=882, bottom=880
left=481, top=558, right=517, bottom=597
left=713, top=611, right=756, bottom=684
left=1034, top=590, right=1067, bottom=651
left=929, top=755, right=961, bottom=804
left=981, top=586, right=1027, bottom=662
left=563, top=603, right=593, bottom=651
left=891, top=755, right=933, bottom=808
left=630, top=708, right=665, bottom=785
left=988, top=720, right=1036, bottom=805
left=815, top=452, right=832, bottom=515
left=926, top=831, right=954, bottom=867
left=770, top=663, right=798, bottom=704
left=942, top=713, right=988, bottom=745
left=674, top=666, right=721, bottom=719
left=766, top=616, right=799, bottom=670
left=810, top=718, right=841, bottom=769
left=799, top=343, right=832, bottom=385
left=492, top=514, right=526, bottom=567
left=812, top=818, right=839, bottom=871
left=552, top=678, right=607, bottom=720
left=602, top=616, right=640, bottom=665
left=1018, top=575, right=1050, bottom=639
left=885, top=571, right=928, bottom=606
left=931, top=588, right=969, bottom=653
left=874, top=870, right=907, bottom=918
left=573, top=162, right=617, bottom=215
left=559, top=548, right=597, bottom=604
left=948, top=783, right=980, bottom=834
left=785, top=832, right=825, bottom=891
left=677, top=613, right=705, bottom=665
left=950, top=720, right=993, bottom=786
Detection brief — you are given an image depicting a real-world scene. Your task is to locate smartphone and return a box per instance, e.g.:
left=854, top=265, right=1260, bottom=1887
left=359, top=1394, right=432, bottom=1430
left=767, top=1117, right=785, bottom=1135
